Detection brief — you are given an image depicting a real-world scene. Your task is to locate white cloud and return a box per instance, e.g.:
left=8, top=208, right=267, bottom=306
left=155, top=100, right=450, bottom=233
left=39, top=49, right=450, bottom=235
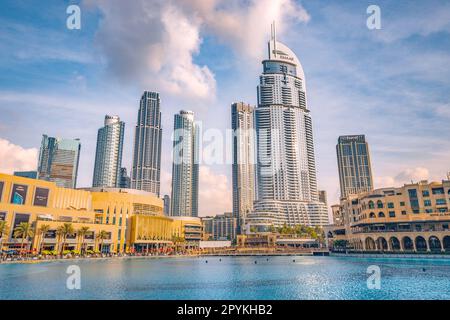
left=0, top=139, right=38, bottom=174
left=85, top=0, right=309, bottom=101
left=198, top=166, right=231, bottom=216
left=375, top=167, right=431, bottom=189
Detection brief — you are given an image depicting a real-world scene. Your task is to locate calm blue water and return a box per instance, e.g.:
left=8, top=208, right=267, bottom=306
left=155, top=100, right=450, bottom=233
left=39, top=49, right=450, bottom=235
left=1, top=256, right=449, bottom=299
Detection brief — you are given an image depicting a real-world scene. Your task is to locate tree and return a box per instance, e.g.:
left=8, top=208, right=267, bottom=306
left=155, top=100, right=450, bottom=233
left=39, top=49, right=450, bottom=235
left=96, top=230, right=109, bottom=253
left=0, top=221, right=9, bottom=255
left=77, top=226, right=90, bottom=255
left=56, top=223, right=75, bottom=255
left=37, top=224, right=50, bottom=254
left=13, top=222, right=34, bottom=255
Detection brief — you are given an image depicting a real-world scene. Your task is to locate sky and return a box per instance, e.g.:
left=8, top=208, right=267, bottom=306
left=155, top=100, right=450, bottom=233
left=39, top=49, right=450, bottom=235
left=0, top=0, right=450, bottom=217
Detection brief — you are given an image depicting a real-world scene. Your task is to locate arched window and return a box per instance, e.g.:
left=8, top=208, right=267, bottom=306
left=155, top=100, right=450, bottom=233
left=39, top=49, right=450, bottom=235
left=377, top=200, right=383, bottom=208
left=378, top=212, right=385, bottom=218
left=368, top=201, right=375, bottom=209
left=369, top=212, right=376, bottom=218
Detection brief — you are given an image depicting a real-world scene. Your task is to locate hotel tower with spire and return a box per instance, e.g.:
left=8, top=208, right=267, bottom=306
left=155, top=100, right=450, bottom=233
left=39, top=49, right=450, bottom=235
left=247, top=24, right=329, bottom=229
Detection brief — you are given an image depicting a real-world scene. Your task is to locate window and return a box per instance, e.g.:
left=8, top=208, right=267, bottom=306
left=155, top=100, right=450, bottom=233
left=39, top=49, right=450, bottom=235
left=408, top=189, right=419, bottom=210
left=378, top=212, right=385, bottom=218
left=33, top=187, right=49, bottom=207
left=368, top=201, right=375, bottom=209
left=387, top=202, right=394, bottom=208
left=436, top=199, right=447, bottom=206
left=424, top=200, right=432, bottom=207
left=400, top=201, right=405, bottom=206
left=10, top=184, right=28, bottom=205
left=389, top=211, right=396, bottom=217
left=377, top=200, right=383, bottom=209
left=443, top=224, right=449, bottom=230
left=0, top=212, right=6, bottom=221
left=369, top=212, right=375, bottom=218
left=432, top=188, right=444, bottom=195
left=438, top=208, right=447, bottom=213
left=422, top=190, right=430, bottom=197
left=401, top=210, right=407, bottom=215
left=0, top=181, right=4, bottom=202
left=425, top=209, right=433, bottom=213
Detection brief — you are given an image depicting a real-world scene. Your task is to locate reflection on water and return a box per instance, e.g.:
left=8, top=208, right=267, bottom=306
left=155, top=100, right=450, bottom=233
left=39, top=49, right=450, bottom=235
left=1, top=256, right=450, bottom=300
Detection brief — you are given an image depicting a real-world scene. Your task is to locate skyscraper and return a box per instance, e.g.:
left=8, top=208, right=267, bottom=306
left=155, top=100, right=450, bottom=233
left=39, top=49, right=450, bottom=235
left=163, top=194, right=170, bottom=216
left=231, top=102, right=256, bottom=233
left=250, top=24, right=328, bottom=227
left=170, top=110, right=199, bottom=217
left=37, top=135, right=81, bottom=188
left=92, top=115, right=125, bottom=188
left=118, top=167, right=131, bottom=189
left=131, top=91, right=162, bottom=196
left=336, top=135, right=373, bottom=198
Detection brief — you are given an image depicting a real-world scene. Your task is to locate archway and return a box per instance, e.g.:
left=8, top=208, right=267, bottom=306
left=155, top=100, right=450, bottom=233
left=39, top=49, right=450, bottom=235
left=369, top=212, right=375, bottom=218
left=402, top=236, right=414, bottom=251
left=377, top=237, right=388, bottom=251
left=443, top=236, right=450, bottom=252
left=415, top=236, right=427, bottom=252
left=389, top=237, right=401, bottom=251
left=429, top=236, right=442, bottom=252
left=378, top=212, right=385, bottom=218
left=365, top=237, right=376, bottom=251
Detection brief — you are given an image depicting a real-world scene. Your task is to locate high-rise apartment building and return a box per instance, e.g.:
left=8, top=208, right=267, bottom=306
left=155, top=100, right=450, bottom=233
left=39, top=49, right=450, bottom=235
left=37, top=135, right=81, bottom=188
left=231, top=102, right=256, bottom=233
left=170, top=110, right=199, bottom=217
left=250, top=24, right=328, bottom=228
left=336, top=135, right=373, bottom=198
left=92, top=115, right=125, bottom=188
left=131, top=91, right=162, bottom=196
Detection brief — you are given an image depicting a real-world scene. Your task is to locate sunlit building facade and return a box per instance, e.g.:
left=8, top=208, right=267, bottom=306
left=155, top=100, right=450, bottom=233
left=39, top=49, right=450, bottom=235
left=326, top=179, right=450, bottom=253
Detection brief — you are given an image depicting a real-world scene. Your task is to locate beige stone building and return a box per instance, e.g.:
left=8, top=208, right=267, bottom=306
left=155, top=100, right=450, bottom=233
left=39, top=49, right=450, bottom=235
left=326, top=179, right=450, bottom=253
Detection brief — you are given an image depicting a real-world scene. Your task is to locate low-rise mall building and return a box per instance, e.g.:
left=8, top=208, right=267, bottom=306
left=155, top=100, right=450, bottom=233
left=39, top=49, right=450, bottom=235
left=0, top=173, right=202, bottom=253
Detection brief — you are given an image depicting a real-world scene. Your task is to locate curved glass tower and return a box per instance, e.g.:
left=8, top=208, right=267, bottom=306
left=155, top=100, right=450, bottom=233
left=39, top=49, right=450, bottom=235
left=251, top=25, right=329, bottom=227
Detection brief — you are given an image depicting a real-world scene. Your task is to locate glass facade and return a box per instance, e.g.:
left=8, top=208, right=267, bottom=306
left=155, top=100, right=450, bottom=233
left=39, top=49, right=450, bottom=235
left=336, top=135, right=373, bottom=198
left=92, top=115, right=125, bottom=188
left=131, top=91, right=162, bottom=196
left=37, top=135, right=81, bottom=188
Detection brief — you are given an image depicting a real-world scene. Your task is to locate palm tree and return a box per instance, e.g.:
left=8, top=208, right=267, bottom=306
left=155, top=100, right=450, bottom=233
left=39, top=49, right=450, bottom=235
left=37, top=224, right=50, bottom=254
left=77, top=226, right=90, bottom=255
left=56, top=223, right=75, bottom=255
left=0, top=221, right=9, bottom=255
left=96, top=230, right=109, bottom=253
left=13, top=222, right=34, bottom=255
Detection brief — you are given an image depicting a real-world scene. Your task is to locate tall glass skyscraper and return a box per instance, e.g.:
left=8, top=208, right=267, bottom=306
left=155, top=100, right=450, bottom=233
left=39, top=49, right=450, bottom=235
left=249, top=24, right=328, bottom=227
left=131, top=91, right=162, bottom=196
left=170, top=110, right=199, bottom=217
left=37, top=135, right=81, bottom=188
left=92, top=115, right=125, bottom=188
left=336, top=135, right=373, bottom=198
left=231, top=102, right=256, bottom=233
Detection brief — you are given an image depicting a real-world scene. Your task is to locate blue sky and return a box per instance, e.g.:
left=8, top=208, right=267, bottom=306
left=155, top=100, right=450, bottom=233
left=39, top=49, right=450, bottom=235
left=0, top=0, right=449, bottom=216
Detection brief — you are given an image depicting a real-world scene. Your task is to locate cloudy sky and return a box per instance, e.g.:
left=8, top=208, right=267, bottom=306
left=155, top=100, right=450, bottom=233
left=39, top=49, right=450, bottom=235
left=1, top=0, right=449, bottom=217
